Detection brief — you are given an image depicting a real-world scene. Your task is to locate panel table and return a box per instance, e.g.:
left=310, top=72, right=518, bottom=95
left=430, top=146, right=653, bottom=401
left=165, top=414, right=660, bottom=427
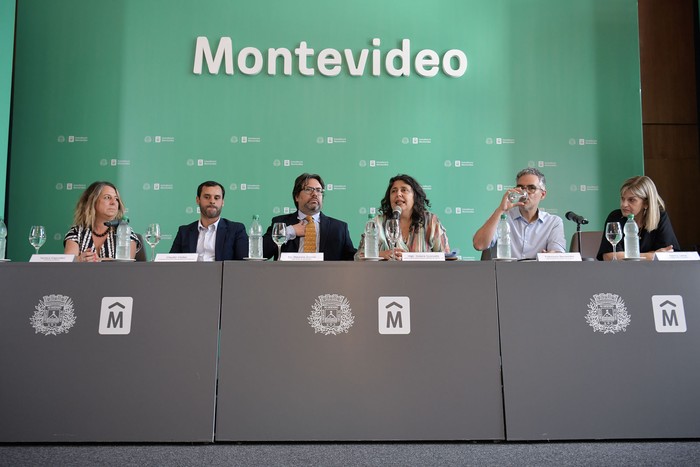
left=497, top=261, right=700, bottom=440
left=216, top=261, right=504, bottom=441
left=0, top=263, right=221, bottom=442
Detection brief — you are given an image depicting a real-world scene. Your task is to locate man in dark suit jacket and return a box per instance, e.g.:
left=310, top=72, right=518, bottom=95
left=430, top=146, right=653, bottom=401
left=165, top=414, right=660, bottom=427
left=170, top=181, right=248, bottom=261
left=263, top=173, right=356, bottom=260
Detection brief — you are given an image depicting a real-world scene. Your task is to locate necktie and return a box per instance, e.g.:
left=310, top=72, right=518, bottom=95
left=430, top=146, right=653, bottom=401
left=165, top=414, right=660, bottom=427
left=304, top=216, right=317, bottom=253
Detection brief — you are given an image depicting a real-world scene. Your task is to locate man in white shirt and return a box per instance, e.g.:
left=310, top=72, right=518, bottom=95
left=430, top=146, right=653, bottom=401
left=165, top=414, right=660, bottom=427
left=170, top=181, right=248, bottom=260
left=473, top=168, right=566, bottom=259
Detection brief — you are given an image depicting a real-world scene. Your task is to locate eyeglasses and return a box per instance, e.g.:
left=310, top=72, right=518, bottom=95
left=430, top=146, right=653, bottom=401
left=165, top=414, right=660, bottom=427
left=516, top=184, right=542, bottom=194
left=302, top=186, right=324, bottom=195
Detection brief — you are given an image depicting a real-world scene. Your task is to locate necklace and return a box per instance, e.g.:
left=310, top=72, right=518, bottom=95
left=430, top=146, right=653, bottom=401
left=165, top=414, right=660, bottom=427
left=93, top=226, right=110, bottom=238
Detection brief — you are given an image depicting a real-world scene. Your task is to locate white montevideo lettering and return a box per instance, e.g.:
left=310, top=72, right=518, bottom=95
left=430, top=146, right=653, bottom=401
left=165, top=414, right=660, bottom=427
left=193, top=37, right=468, bottom=78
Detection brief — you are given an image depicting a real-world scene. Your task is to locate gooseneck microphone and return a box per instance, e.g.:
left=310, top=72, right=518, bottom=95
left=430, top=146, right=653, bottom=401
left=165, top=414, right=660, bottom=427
left=565, top=211, right=589, bottom=225
left=103, top=219, right=120, bottom=227
left=392, top=206, right=402, bottom=219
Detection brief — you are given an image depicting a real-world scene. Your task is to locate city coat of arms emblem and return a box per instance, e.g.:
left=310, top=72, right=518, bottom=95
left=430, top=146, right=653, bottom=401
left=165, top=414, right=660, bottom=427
left=308, top=293, right=354, bottom=335
left=586, top=292, right=630, bottom=334
left=30, top=294, right=77, bottom=336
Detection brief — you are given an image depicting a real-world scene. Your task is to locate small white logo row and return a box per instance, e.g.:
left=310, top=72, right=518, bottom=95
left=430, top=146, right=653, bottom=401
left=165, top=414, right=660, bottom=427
left=307, top=294, right=411, bottom=336
left=586, top=293, right=686, bottom=334
left=29, top=293, right=687, bottom=337
left=31, top=295, right=133, bottom=336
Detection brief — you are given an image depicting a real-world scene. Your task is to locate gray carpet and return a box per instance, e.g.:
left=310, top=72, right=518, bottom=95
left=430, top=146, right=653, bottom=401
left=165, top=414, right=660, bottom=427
left=1, top=441, right=700, bottom=467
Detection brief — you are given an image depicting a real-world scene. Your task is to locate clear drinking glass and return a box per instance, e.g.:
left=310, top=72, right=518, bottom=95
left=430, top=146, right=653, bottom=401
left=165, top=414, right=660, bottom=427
left=271, top=222, right=287, bottom=261
left=507, top=189, right=528, bottom=204
left=28, top=225, right=47, bottom=255
left=605, top=222, right=622, bottom=261
left=145, top=223, right=161, bottom=261
left=385, top=218, right=401, bottom=260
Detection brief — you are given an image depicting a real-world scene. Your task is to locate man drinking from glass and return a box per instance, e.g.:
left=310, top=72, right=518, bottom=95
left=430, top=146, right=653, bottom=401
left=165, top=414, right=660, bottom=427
left=473, top=167, right=566, bottom=259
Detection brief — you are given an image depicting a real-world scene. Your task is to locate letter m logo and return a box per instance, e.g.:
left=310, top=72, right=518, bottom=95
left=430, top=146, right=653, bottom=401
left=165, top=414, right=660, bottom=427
left=652, top=295, right=687, bottom=333
left=99, top=297, right=134, bottom=335
left=378, top=296, right=410, bottom=335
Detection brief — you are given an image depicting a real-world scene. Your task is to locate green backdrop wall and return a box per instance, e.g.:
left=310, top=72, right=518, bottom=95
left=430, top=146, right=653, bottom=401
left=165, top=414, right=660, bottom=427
left=6, top=0, right=643, bottom=260
left=0, top=0, right=15, bottom=219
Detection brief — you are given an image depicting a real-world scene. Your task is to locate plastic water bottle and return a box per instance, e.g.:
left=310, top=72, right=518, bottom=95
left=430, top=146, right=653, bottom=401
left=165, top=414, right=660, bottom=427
left=248, top=215, right=263, bottom=259
left=624, top=214, right=640, bottom=259
left=497, top=214, right=511, bottom=259
left=364, top=214, right=379, bottom=258
left=0, top=218, right=6, bottom=260
left=115, top=217, right=131, bottom=260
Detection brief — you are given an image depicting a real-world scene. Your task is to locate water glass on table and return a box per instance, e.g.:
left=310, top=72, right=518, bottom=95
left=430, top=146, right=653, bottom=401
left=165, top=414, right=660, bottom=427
left=145, top=223, right=161, bottom=261
left=28, top=225, right=46, bottom=255
left=605, top=222, right=622, bottom=261
left=271, top=223, right=287, bottom=261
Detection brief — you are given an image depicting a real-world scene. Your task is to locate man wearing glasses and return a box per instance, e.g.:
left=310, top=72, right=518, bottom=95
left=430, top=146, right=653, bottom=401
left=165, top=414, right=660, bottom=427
left=473, top=167, right=566, bottom=259
left=262, top=173, right=357, bottom=260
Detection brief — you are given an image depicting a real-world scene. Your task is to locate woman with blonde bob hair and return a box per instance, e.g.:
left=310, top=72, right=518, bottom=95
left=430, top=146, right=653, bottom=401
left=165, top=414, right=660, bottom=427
left=596, top=176, right=680, bottom=260
left=64, top=181, right=141, bottom=261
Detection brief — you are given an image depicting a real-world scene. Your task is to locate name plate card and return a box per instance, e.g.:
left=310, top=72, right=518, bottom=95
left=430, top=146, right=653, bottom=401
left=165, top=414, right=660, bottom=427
left=155, top=253, right=199, bottom=262
left=280, top=253, right=324, bottom=261
left=402, top=252, right=445, bottom=261
left=536, top=252, right=582, bottom=262
left=29, top=254, right=75, bottom=263
left=654, top=251, right=700, bottom=261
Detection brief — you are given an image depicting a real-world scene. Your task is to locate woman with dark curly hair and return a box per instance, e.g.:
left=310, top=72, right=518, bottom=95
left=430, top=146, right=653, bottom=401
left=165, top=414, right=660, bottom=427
left=355, top=174, right=450, bottom=260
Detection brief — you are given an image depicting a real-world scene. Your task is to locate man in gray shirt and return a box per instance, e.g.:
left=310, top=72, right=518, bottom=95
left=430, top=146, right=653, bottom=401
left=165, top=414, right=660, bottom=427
left=473, top=168, right=566, bottom=259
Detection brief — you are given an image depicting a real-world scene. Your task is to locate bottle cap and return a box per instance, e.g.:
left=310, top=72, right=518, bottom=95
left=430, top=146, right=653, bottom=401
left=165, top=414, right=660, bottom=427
left=627, top=214, right=634, bottom=219
left=500, top=214, right=507, bottom=220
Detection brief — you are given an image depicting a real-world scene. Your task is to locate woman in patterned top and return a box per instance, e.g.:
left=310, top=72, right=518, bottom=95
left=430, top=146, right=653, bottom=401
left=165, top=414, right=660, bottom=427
left=63, top=181, right=141, bottom=261
left=355, top=174, right=450, bottom=260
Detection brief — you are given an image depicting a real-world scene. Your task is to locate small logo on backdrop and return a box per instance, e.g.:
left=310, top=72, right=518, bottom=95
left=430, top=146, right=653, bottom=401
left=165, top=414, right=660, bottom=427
left=31, top=294, right=76, bottom=336
left=586, top=293, right=630, bottom=334
left=652, top=295, right=687, bottom=333
left=378, top=296, right=410, bottom=334
left=99, top=297, right=133, bottom=335
left=308, top=294, right=354, bottom=335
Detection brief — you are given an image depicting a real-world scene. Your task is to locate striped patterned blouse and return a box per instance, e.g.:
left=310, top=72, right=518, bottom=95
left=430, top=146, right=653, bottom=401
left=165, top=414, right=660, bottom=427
left=64, top=225, right=141, bottom=259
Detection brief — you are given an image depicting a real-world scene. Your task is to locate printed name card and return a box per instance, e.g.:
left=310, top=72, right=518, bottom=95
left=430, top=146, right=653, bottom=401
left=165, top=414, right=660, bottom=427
left=280, top=253, right=324, bottom=261
left=536, top=252, right=582, bottom=262
left=402, top=252, right=445, bottom=261
left=654, top=251, right=700, bottom=261
left=29, top=254, right=75, bottom=263
left=154, top=253, right=199, bottom=262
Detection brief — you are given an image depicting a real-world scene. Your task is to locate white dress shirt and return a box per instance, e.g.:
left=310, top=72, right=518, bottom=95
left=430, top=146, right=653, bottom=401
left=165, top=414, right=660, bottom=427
left=197, top=218, right=220, bottom=261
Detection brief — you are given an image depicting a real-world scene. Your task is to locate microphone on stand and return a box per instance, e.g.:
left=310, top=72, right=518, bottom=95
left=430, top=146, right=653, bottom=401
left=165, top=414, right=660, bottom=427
left=565, top=211, right=594, bottom=259
left=103, top=219, right=120, bottom=227
left=392, top=206, right=402, bottom=219
left=565, top=211, right=589, bottom=225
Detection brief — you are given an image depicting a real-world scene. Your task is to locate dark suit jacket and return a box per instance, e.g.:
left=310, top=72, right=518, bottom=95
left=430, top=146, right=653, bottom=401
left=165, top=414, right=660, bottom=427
left=170, top=218, right=248, bottom=260
left=262, top=212, right=356, bottom=261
